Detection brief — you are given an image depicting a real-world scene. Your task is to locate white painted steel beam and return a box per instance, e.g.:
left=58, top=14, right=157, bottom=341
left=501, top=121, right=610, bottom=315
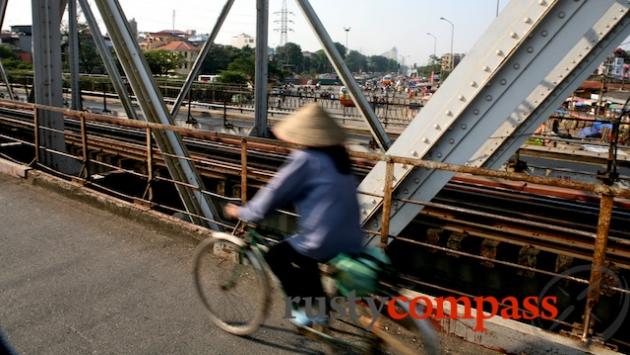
left=359, top=0, right=630, bottom=238
left=77, top=0, right=137, bottom=120
left=94, top=0, right=220, bottom=229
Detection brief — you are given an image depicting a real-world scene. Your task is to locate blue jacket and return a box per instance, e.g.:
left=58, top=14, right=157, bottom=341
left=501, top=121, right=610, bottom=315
left=238, top=149, right=364, bottom=261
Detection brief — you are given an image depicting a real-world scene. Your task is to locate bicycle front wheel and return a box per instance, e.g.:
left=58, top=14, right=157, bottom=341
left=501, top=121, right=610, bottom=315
left=192, top=232, right=271, bottom=335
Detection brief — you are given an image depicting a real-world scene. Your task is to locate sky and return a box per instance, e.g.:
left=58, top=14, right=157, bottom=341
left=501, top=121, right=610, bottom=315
left=4, top=0, right=507, bottom=66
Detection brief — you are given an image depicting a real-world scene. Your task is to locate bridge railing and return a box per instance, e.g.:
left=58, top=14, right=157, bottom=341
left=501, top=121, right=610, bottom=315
left=0, top=99, right=628, bottom=346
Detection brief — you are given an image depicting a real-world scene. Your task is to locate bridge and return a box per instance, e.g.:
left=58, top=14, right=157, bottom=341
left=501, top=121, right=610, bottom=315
left=1, top=0, right=630, bottom=353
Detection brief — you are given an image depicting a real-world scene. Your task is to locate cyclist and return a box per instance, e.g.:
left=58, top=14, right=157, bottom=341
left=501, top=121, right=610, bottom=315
left=224, top=102, right=364, bottom=327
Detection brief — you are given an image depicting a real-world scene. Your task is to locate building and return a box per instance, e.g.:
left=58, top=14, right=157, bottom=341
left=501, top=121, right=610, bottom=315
left=155, top=40, right=199, bottom=75
left=381, top=46, right=398, bottom=61
left=441, top=53, right=464, bottom=72
left=139, top=29, right=190, bottom=51
left=231, top=33, right=255, bottom=49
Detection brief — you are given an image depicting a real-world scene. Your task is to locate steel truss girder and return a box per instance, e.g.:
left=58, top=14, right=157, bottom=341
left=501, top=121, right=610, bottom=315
left=0, top=0, right=15, bottom=101
left=67, top=0, right=82, bottom=110
left=170, top=0, right=234, bottom=118
left=479, top=2, right=630, bottom=171
left=32, top=0, right=76, bottom=172
left=252, top=0, right=269, bottom=137
left=77, top=0, right=137, bottom=120
left=93, top=0, right=220, bottom=229
left=359, top=0, right=630, bottom=237
left=295, top=0, right=391, bottom=150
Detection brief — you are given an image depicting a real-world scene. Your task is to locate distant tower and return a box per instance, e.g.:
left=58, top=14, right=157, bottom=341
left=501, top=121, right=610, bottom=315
left=274, top=0, right=294, bottom=47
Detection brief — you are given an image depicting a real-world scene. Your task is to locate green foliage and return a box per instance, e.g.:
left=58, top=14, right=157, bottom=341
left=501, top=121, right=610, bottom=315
left=218, top=70, right=248, bottom=84
left=346, top=50, right=368, bottom=72
left=276, top=42, right=304, bottom=72
left=0, top=45, right=16, bottom=59
left=144, top=50, right=184, bottom=76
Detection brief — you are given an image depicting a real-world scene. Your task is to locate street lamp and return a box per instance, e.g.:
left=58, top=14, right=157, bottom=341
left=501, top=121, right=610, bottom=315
left=496, top=0, right=500, bottom=17
left=426, top=32, right=437, bottom=63
left=343, top=26, right=351, bottom=51
left=426, top=32, right=438, bottom=78
left=440, top=16, right=455, bottom=72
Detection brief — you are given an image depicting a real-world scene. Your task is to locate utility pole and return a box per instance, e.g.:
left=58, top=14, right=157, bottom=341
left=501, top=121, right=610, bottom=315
left=344, top=26, right=351, bottom=51
left=273, top=0, right=293, bottom=47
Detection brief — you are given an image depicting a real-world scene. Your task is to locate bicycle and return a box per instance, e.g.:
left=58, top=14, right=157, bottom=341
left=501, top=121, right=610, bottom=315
left=192, top=222, right=439, bottom=354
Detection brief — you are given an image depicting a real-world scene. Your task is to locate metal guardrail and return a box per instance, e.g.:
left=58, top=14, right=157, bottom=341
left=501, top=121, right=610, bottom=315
left=0, top=99, right=628, bottom=344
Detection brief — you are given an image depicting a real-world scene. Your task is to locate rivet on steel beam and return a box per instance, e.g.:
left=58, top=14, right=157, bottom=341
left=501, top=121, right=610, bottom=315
left=496, top=50, right=504, bottom=56
left=411, top=150, right=419, bottom=157
left=486, top=95, right=493, bottom=101
left=449, top=138, right=455, bottom=144
left=473, top=109, right=480, bottom=115
left=513, top=63, right=521, bottom=70
left=538, top=0, right=546, bottom=5
left=371, top=199, right=377, bottom=204
left=510, top=32, right=518, bottom=39
left=483, top=65, right=491, bottom=72
left=541, top=30, right=548, bottom=37
left=470, top=81, right=478, bottom=87
left=461, top=124, right=467, bottom=130
left=500, top=79, right=507, bottom=85
left=423, top=137, right=430, bottom=144
left=436, top=152, right=443, bottom=158
left=434, top=123, right=441, bottom=130
left=403, top=188, right=409, bottom=194
left=458, top=95, right=466, bottom=101
left=445, top=110, right=453, bottom=116
left=414, top=178, right=420, bottom=184
left=523, top=17, right=532, bottom=24
left=558, top=12, right=566, bottom=19
left=527, top=47, right=534, bottom=53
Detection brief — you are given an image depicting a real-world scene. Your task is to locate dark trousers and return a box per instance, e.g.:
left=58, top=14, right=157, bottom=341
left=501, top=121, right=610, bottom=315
left=265, top=240, right=325, bottom=307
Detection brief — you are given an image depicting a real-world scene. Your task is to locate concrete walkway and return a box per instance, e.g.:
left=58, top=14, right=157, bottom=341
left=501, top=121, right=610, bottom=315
left=0, top=172, right=494, bottom=354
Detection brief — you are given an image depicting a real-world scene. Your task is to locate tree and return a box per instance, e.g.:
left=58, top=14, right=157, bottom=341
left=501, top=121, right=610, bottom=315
left=333, top=42, right=347, bottom=59
left=200, top=44, right=241, bottom=74
left=345, top=50, right=367, bottom=72
left=275, top=42, right=304, bottom=73
left=218, top=70, right=247, bottom=84
left=144, top=50, right=184, bottom=76
left=227, top=56, right=255, bottom=79
left=61, top=23, right=105, bottom=74
left=368, top=55, right=389, bottom=72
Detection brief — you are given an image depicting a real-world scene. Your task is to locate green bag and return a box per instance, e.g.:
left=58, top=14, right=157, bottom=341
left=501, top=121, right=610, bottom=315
left=329, top=247, right=391, bottom=297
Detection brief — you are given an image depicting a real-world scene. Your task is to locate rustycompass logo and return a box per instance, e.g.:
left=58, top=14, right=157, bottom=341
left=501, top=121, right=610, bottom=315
left=535, top=265, right=629, bottom=340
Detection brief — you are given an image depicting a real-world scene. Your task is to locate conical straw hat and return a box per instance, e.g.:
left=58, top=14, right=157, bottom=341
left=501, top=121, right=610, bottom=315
left=273, top=103, right=346, bottom=147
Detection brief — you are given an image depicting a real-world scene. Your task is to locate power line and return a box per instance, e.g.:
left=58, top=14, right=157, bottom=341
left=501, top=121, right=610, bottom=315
left=273, top=0, right=294, bottom=47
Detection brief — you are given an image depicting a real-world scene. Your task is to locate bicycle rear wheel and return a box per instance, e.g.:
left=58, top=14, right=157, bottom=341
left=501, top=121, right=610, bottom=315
left=192, top=232, right=271, bottom=335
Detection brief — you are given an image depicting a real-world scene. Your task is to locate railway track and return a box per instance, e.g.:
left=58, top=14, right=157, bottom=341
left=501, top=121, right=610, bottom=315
left=1, top=105, right=629, bottom=271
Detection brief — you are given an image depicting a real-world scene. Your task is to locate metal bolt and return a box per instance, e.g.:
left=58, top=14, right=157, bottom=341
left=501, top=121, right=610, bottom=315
left=470, top=81, right=478, bottom=87
left=436, top=152, right=443, bottom=158
left=473, top=109, right=480, bottom=115
left=423, top=137, right=430, bottom=144
left=496, top=50, right=504, bottom=56
left=486, top=95, right=493, bottom=101
left=510, top=32, right=518, bottom=39
left=461, top=124, right=467, bottom=129
left=513, top=63, right=521, bottom=70
left=445, top=110, right=453, bottom=116
left=411, top=150, right=419, bottom=157
left=500, top=79, right=507, bottom=85
left=541, top=30, right=548, bottom=37
left=449, top=138, right=455, bottom=144
left=558, top=11, right=566, bottom=19
left=524, top=17, right=532, bottom=24
left=527, top=47, right=534, bottom=53
left=483, top=65, right=491, bottom=72
left=458, top=95, right=466, bottom=101
left=434, top=123, right=441, bottom=130
left=538, top=0, right=546, bottom=5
